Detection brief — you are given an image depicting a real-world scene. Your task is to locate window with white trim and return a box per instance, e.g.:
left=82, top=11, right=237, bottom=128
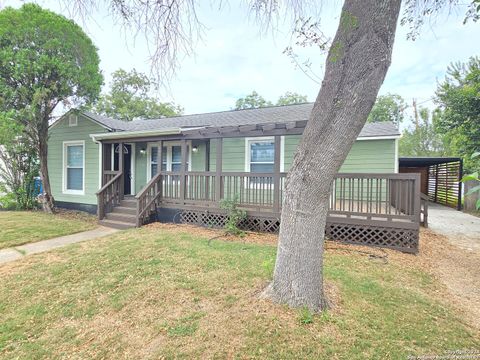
left=148, top=143, right=191, bottom=180
left=64, top=142, right=84, bottom=193
left=248, top=139, right=275, bottom=173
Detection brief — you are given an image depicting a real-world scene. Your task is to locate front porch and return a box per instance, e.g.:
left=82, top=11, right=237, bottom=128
left=95, top=122, right=424, bottom=253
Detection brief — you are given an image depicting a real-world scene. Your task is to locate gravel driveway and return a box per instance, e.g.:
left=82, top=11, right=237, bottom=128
left=427, top=203, right=480, bottom=251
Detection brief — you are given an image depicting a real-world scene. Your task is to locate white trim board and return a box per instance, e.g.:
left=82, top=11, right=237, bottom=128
left=394, top=138, right=399, bottom=173
left=357, top=135, right=400, bottom=141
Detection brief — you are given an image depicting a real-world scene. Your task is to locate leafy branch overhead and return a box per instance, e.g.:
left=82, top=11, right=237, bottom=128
left=89, top=69, right=183, bottom=121
left=234, top=91, right=308, bottom=110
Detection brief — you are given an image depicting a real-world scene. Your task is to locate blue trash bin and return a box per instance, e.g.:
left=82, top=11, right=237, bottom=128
left=33, top=177, right=43, bottom=196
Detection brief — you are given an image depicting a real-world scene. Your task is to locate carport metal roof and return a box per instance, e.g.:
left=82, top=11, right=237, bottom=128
left=399, top=157, right=462, bottom=167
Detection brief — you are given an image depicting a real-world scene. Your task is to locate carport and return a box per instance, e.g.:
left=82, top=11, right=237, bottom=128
left=399, top=157, right=463, bottom=210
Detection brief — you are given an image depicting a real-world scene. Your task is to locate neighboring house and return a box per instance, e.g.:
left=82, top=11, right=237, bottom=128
left=48, top=103, right=424, bottom=253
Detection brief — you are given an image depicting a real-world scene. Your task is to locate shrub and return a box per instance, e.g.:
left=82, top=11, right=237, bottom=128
left=220, top=195, right=247, bottom=236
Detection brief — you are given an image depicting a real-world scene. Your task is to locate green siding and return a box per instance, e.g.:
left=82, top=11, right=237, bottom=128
left=48, top=114, right=107, bottom=205
left=339, top=140, right=396, bottom=173
left=209, top=138, right=246, bottom=172
left=284, top=136, right=396, bottom=173
left=191, top=140, right=207, bottom=171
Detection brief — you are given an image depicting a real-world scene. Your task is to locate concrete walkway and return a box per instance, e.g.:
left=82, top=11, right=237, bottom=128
left=0, top=226, right=118, bottom=265
left=428, top=203, right=480, bottom=252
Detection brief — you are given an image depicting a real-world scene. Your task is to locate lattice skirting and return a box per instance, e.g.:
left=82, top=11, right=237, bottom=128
left=179, top=210, right=418, bottom=253
left=179, top=210, right=281, bottom=233
left=325, top=223, right=419, bottom=253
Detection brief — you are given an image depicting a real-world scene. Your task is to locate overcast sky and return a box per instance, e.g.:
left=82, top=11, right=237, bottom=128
left=2, top=1, right=480, bottom=127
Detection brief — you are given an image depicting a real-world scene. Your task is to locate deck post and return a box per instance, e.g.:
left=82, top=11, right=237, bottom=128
left=157, top=141, right=163, bottom=174
left=215, top=138, right=223, bottom=203
left=413, top=173, right=421, bottom=223
left=159, top=141, right=164, bottom=202
left=180, top=139, right=187, bottom=204
left=118, top=142, right=124, bottom=200
left=273, top=136, right=281, bottom=213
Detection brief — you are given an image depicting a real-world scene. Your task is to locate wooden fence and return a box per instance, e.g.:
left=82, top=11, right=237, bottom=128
left=464, top=180, right=480, bottom=212
left=428, top=161, right=462, bottom=209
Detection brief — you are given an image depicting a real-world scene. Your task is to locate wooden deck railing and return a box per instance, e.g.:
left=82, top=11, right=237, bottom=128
left=96, top=171, right=122, bottom=220
left=328, top=173, right=420, bottom=223
left=135, top=171, right=163, bottom=227
left=133, top=171, right=422, bottom=228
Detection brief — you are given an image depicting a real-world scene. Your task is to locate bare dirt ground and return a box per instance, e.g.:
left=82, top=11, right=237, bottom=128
left=146, top=223, right=480, bottom=330
left=417, top=229, right=480, bottom=330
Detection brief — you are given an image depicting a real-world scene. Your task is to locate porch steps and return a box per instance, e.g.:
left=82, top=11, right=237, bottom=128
left=99, top=219, right=135, bottom=230
left=99, top=196, right=137, bottom=229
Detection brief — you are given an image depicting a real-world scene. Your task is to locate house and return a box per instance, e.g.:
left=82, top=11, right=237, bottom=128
left=48, top=103, right=423, bottom=252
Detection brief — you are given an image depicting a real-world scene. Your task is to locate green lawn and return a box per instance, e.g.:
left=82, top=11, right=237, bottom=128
left=0, top=210, right=97, bottom=249
left=0, top=225, right=478, bottom=359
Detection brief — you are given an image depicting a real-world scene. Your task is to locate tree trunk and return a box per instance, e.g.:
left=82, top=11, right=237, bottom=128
left=265, top=0, right=402, bottom=312
left=38, top=123, right=55, bottom=213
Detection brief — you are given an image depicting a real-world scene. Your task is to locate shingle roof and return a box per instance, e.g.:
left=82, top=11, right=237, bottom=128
left=83, top=103, right=400, bottom=138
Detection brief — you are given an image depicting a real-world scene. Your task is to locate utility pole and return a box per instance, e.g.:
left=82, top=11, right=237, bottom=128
left=412, top=98, right=419, bottom=129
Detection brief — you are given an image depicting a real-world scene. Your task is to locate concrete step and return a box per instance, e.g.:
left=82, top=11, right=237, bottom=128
left=106, top=212, right=137, bottom=223
left=113, top=206, right=137, bottom=215
left=99, top=219, right=136, bottom=230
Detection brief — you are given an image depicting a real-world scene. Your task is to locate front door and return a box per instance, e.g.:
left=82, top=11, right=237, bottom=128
left=113, top=143, right=133, bottom=195
left=123, top=144, right=132, bottom=195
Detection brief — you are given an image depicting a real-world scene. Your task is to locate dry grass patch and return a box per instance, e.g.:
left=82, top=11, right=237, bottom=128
left=0, top=210, right=97, bottom=249
left=0, top=225, right=478, bottom=359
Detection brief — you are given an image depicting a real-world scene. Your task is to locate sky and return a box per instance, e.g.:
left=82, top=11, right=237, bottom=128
left=2, top=0, right=480, bottom=128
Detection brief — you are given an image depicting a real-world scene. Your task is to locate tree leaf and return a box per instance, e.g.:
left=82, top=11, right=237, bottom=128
left=471, top=151, right=480, bottom=159
left=465, top=184, right=480, bottom=196
left=476, top=198, right=480, bottom=210
left=460, top=172, right=479, bottom=182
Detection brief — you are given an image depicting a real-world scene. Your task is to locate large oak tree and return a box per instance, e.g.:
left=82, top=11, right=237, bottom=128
left=0, top=4, right=103, bottom=212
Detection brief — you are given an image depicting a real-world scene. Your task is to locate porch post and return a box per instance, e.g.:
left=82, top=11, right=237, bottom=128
left=119, top=142, right=124, bottom=199
left=100, top=142, right=105, bottom=186
left=180, top=139, right=187, bottom=204
left=205, top=140, right=211, bottom=200
left=157, top=140, right=163, bottom=203
left=157, top=140, right=163, bottom=174
left=273, top=136, right=281, bottom=214
left=215, top=138, right=223, bottom=203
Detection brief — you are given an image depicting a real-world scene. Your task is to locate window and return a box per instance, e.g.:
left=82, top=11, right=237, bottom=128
left=147, top=142, right=191, bottom=180
left=150, top=146, right=158, bottom=175
left=64, top=141, right=84, bottom=194
left=171, top=146, right=182, bottom=171
left=249, top=139, right=275, bottom=173
left=161, top=146, right=167, bottom=171
left=68, top=114, right=77, bottom=127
